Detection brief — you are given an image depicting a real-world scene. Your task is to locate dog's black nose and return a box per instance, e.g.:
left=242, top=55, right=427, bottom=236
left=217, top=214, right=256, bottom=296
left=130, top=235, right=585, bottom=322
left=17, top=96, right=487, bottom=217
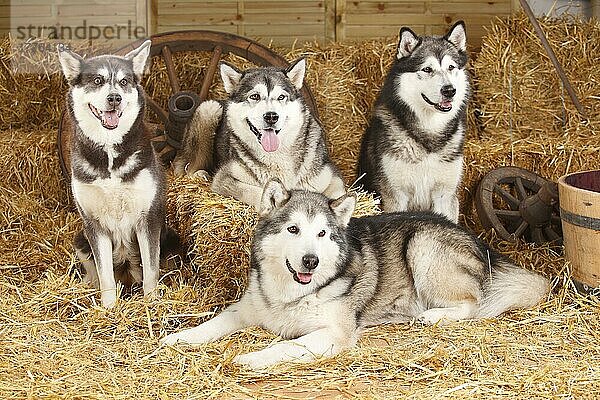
left=263, top=111, right=279, bottom=125
left=302, top=254, right=319, bottom=270
left=441, top=85, right=456, bottom=99
left=107, top=93, right=122, bottom=107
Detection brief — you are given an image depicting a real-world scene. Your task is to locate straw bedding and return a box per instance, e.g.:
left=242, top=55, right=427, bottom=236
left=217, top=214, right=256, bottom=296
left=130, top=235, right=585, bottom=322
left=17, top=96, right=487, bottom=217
left=1, top=13, right=599, bottom=398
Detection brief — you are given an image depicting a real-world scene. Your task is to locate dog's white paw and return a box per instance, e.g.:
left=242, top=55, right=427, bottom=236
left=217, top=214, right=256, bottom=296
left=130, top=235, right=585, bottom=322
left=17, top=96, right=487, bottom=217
left=417, top=308, right=454, bottom=325
left=233, top=351, right=277, bottom=370
left=101, top=291, right=117, bottom=309
left=192, top=169, right=211, bottom=182
left=197, top=100, right=223, bottom=122
left=160, top=325, right=217, bottom=347
left=161, top=332, right=193, bottom=347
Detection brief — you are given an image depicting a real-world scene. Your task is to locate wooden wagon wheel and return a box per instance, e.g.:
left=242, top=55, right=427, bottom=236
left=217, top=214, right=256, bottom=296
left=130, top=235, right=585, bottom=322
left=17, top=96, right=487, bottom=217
left=58, top=30, right=319, bottom=181
left=475, top=166, right=562, bottom=245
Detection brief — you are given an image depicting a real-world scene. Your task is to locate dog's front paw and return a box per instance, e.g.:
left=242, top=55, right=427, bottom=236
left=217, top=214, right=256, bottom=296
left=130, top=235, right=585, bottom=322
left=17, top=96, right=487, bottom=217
left=197, top=100, right=223, bottom=123
left=161, top=332, right=192, bottom=347
left=160, top=325, right=216, bottom=347
left=100, top=291, right=118, bottom=309
left=192, top=169, right=211, bottom=182
left=417, top=308, right=453, bottom=325
left=233, top=351, right=277, bottom=371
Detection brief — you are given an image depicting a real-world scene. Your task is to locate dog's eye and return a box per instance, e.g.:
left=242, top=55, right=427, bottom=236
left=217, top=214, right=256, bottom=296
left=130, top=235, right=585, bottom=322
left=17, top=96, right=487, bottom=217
left=317, top=230, right=326, bottom=238
left=448, top=65, right=455, bottom=71
left=119, top=78, right=128, bottom=87
left=277, top=94, right=287, bottom=101
left=93, top=77, right=103, bottom=85
left=287, top=226, right=299, bottom=234
left=421, top=67, right=433, bottom=74
left=249, top=93, right=260, bottom=101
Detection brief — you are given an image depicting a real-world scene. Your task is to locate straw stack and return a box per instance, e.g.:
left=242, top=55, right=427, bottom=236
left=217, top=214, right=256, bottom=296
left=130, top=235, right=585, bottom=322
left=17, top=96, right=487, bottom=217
left=0, top=14, right=598, bottom=398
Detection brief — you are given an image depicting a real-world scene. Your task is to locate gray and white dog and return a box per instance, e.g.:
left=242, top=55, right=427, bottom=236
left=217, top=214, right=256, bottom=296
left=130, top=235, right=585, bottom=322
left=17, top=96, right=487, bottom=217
left=358, top=21, right=470, bottom=223
left=177, top=58, right=346, bottom=208
left=161, top=180, right=549, bottom=370
left=58, top=41, right=176, bottom=308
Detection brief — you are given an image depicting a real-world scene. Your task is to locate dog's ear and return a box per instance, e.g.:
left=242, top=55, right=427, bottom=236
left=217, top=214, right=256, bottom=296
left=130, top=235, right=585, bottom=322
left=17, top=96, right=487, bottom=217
left=397, top=28, right=420, bottom=59
left=329, top=192, right=356, bottom=228
left=285, top=58, right=306, bottom=90
left=124, top=40, right=151, bottom=80
left=445, top=21, right=467, bottom=52
left=259, top=179, right=290, bottom=216
left=220, top=62, right=242, bottom=94
left=57, top=44, right=83, bottom=84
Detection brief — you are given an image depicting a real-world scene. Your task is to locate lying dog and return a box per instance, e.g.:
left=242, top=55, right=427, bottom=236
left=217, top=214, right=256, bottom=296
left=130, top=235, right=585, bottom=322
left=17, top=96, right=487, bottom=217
left=175, top=58, right=346, bottom=208
left=161, top=180, right=549, bottom=369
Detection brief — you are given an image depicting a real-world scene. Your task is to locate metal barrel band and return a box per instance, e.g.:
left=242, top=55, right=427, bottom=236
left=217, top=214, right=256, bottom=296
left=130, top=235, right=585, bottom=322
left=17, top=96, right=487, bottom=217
left=559, top=208, right=600, bottom=231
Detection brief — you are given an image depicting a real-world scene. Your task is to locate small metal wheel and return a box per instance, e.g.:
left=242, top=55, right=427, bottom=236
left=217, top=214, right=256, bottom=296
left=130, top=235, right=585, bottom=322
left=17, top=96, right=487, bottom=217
left=475, top=166, right=562, bottom=244
left=58, top=30, right=318, bottom=181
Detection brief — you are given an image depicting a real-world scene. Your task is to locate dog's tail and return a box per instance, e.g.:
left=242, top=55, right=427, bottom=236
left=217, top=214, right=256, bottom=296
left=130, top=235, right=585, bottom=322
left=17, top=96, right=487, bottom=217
left=476, top=254, right=550, bottom=318
left=173, top=100, right=223, bottom=176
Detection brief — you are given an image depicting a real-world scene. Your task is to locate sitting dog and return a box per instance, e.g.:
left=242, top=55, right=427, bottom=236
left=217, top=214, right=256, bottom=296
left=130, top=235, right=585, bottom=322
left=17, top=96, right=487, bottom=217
left=58, top=41, right=176, bottom=308
left=358, top=21, right=470, bottom=223
left=175, top=58, right=346, bottom=208
left=161, top=179, right=549, bottom=370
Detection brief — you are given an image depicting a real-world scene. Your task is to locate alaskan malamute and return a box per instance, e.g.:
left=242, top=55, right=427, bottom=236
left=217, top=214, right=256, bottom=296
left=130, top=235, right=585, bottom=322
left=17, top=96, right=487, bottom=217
left=358, top=21, right=470, bottom=223
left=161, top=180, right=549, bottom=369
left=176, top=58, right=346, bottom=208
left=58, top=42, right=176, bottom=308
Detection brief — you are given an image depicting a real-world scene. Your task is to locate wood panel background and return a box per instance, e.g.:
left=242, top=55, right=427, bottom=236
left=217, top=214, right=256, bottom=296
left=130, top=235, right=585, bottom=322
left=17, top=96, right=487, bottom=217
left=1, top=0, right=520, bottom=48
left=154, top=0, right=519, bottom=48
left=155, top=0, right=336, bottom=45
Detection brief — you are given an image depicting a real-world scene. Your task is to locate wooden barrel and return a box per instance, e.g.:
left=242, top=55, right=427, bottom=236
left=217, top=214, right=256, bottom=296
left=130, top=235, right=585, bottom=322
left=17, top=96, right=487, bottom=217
left=558, top=170, right=600, bottom=294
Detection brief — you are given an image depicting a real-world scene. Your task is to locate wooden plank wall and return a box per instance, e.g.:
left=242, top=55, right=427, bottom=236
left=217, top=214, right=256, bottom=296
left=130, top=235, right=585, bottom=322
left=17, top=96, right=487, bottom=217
left=1, top=0, right=149, bottom=42
left=157, top=0, right=336, bottom=45
left=338, top=0, right=519, bottom=48
left=1, top=0, right=518, bottom=49
left=155, top=0, right=518, bottom=48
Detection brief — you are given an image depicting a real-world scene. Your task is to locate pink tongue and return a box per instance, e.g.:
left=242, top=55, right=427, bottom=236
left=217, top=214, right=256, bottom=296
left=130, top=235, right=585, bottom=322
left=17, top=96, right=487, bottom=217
left=296, top=272, right=312, bottom=283
left=260, top=129, right=280, bottom=152
left=102, top=110, right=120, bottom=128
left=440, top=100, right=452, bottom=109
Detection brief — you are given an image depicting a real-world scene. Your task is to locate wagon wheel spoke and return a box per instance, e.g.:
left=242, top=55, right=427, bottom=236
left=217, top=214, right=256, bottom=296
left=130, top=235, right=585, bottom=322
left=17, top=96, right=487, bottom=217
left=494, top=209, right=521, bottom=221
left=531, top=227, right=545, bottom=244
left=145, top=95, right=169, bottom=125
left=494, top=184, right=520, bottom=209
left=199, top=46, right=223, bottom=102
left=161, top=45, right=181, bottom=93
left=515, top=177, right=528, bottom=200
left=513, top=220, right=529, bottom=238
left=543, top=225, right=561, bottom=242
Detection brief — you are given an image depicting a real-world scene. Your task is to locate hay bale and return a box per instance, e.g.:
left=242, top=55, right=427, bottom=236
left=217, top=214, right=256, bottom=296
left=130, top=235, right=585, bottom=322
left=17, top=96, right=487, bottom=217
left=0, top=129, right=69, bottom=207
left=1, top=17, right=599, bottom=397
left=473, top=13, right=600, bottom=140
left=166, top=175, right=380, bottom=310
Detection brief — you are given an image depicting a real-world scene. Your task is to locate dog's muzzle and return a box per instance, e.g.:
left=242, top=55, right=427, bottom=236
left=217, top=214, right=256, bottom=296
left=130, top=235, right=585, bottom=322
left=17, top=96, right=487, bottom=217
left=246, top=118, right=281, bottom=153
left=286, top=258, right=313, bottom=285
left=421, top=93, right=453, bottom=112
left=89, top=103, right=123, bottom=130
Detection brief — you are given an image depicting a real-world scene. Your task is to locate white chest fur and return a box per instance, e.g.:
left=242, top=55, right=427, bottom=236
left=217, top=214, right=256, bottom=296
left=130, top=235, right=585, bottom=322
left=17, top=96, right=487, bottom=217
left=72, top=168, right=157, bottom=239
left=382, top=152, right=463, bottom=208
